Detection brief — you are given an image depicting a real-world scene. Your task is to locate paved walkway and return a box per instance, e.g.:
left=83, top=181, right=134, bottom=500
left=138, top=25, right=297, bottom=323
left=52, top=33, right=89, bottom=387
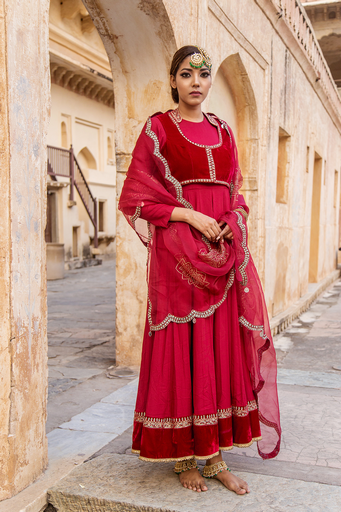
left=47, top=260, right=138, bottom=433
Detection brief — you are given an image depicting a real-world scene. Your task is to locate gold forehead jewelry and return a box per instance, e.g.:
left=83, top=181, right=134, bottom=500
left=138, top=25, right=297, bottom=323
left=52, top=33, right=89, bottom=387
left=190, top=46, right=212, bottom=71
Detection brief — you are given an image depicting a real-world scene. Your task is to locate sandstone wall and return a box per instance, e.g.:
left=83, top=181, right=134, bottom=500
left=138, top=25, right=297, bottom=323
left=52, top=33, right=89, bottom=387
left=0, top=0, right=50, bottom=499
left=82, top=0, right=341, bottom=366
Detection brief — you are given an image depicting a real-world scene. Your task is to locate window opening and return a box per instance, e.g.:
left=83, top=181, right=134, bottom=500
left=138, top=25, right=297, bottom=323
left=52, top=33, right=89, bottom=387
left=276, top=128, right=290, bottom=204
left=72, top=226, right=79, bottom=258
left=61, top=121, right=68, bottom=149
left=99, top=200, right=105, bottom=232
left=309, top=153, right=322, bottom=282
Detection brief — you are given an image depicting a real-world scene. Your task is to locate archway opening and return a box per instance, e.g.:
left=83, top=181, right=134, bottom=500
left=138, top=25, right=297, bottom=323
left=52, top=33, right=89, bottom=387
left=77, top=146, right=97, bottom=170
left=46, top=0, right=178, bottom=448
left=209, top=53, right=260, bottom=267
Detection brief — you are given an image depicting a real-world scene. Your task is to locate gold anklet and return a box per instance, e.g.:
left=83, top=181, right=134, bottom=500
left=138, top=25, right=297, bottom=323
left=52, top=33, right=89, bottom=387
left=174, top=459, right=198, bottom=474
left=202, top=460, right=231, bottom=478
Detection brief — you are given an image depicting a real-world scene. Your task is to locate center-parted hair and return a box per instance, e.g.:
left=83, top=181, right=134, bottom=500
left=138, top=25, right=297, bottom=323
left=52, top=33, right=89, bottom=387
left=170, top=45, right=201, bottom=103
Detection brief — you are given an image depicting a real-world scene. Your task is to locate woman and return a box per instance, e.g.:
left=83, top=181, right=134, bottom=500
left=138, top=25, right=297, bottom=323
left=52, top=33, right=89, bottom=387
left=119, top=45, right=281, bottom=494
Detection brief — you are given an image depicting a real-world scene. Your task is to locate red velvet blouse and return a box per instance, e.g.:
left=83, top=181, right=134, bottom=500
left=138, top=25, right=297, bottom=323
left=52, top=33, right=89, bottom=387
left=141, top=111, right=235, bottom=227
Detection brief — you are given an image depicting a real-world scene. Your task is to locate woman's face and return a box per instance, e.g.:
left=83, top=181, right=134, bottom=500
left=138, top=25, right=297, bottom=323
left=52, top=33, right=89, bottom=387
left=170, top=55, right=212, bottom=107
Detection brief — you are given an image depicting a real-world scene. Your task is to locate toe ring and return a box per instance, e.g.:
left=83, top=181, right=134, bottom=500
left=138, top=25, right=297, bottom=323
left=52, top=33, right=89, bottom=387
left=202, top=460, right=230, bottom=478
left=174, top=458, right=198, bottom=474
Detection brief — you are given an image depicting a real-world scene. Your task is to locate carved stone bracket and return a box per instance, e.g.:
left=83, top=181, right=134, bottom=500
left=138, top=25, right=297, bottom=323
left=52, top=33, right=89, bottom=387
left=50, top=59, right=114, bottom=108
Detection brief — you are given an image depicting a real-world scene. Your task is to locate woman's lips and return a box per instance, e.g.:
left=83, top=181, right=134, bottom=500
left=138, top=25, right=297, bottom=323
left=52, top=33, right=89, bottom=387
left=190, top=91, right=202, bottom=96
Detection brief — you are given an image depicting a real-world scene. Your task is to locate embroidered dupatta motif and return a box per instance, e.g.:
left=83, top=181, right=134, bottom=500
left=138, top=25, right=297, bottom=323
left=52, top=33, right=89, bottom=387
left=119, top=111, right=281, bottom=459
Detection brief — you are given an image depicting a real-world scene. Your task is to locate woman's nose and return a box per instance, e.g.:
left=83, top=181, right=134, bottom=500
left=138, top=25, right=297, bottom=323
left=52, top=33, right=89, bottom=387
left=192, top=75, right=200, bottom=86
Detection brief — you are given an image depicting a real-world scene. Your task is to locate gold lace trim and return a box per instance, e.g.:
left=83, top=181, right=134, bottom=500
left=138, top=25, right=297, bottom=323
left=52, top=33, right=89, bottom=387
left=130, top=206, right=141, bottom=229
left=132, top=439, right=262, bottom=463
left=181, top=178, right=229, bottom=187
left=238, top=316, right=268, bottom=340
left=134, top=401, right=258, bottom=429
left=147, top=268, right=235, bottom=332
left=235, top=211, right=249, bottom=287
left=168, top=110, right=223, bottom=149
left=145, top=116, right=192, bottom=210
left=206, top=147, right=216, bottom=180
left=234, top=206, right=249, bottom=222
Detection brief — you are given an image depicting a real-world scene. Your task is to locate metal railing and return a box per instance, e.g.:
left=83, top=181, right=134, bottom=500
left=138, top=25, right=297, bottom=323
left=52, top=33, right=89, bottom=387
left=271, top=0, right=341, bottom=120
left=47, top=145, right=98, bottom=248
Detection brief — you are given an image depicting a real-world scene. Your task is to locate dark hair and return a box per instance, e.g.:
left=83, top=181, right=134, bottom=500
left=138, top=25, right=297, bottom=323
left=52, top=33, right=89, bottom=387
left=170, top=45, right=200, bottom=103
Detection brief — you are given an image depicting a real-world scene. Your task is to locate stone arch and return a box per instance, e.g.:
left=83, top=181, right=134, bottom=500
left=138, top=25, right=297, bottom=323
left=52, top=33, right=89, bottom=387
left=82, top=0, right=178, bottom=366
left=208, top=53, right=260, bottom=264
left=77, top=146, right=97, bottom=170
left=83, top=0, right=177, bottom=158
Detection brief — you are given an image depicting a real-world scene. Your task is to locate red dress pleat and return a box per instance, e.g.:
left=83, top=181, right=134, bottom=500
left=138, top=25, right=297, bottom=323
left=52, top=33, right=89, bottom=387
left=132, top=184, right=262, bottom=461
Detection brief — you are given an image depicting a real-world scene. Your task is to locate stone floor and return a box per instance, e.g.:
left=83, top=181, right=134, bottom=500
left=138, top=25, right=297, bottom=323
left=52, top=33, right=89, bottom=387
left=47, top=260, right=138, bottom=434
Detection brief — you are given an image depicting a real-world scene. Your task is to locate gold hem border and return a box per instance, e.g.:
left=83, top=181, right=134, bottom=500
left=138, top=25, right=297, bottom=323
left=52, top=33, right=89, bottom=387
left=233, top=436, right=262, bottom=448
left=194, top=451, right=220, bottom=461
left=132, top=437, right=262, bottom=463
left=136, top=453, right=196, bottom=463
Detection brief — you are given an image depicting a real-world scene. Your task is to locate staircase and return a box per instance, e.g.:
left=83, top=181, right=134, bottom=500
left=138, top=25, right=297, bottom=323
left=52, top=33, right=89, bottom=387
left=47, top=145, right=98, bottom=248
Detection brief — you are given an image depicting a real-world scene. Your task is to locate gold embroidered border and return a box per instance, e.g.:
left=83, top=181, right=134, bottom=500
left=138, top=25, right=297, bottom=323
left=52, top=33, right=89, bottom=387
left=234, top=206, right=249, bottom=222
left=135, top=401, right=258, bottom=429
left=145, top=116, right=192, bottom=210
left=130, top=206, right=141, bottom=229
left=148, top=268, right=235, bottom=332
left=193, top=414, right=218, bottom=426
left=169, top=110, right=223, bottom=149
left=180, top=178, right=229, bottom=187
left=206, top=147, right=216, bottom=181
left=176, top=256, right=210, bottom=290
left=235, top=211, right=249, bottom=287
left=132, top=438, right=262, bottom=463
left=238, top=316, right=268, bottom=340
left=134, top=412, right=192, bottom=429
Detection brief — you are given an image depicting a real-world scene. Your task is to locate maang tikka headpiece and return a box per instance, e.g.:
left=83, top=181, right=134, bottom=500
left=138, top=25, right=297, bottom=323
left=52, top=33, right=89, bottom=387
left=189, top=46, right=212, bottom=71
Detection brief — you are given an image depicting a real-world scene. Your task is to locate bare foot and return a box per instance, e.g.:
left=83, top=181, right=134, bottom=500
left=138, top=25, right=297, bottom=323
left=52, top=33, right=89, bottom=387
left=214, top=469, right=250, bottom=495
left=206, top=453, right=250, bottom=495
left=179, top=468, right=208, bottom=492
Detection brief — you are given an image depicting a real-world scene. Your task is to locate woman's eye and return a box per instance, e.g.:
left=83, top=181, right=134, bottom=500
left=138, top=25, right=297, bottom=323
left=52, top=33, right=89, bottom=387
left=180, top=73, right=191, bottom=78
left=201, top=72, right=210, bottom=78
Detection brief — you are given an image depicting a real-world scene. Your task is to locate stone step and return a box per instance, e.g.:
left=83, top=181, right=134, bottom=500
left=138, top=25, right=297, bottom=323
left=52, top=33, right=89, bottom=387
left=47, top=454, right=341, bottom=512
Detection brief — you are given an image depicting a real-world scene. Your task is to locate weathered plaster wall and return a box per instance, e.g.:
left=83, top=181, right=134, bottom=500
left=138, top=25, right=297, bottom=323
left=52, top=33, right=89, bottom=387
left=0, top=0, right=50, bottom=500
left=264, top=31, right=341, bottom=314
left=83, top=0, right=178, bottom=366
left=0, top=0, right=12, bottom=500
left=83, top=0, right=341, bottom=366
left=47, top=83, right=117, bottom=258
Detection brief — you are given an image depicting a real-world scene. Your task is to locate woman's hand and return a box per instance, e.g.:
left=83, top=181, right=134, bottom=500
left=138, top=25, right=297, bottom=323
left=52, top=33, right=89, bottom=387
left=216, top=220, right=233, bottom=241
left=170, top=207, right=221, bottom=242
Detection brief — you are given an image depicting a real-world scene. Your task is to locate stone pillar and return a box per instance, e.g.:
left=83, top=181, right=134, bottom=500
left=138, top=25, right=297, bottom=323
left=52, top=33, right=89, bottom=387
left=83, top=0, right=177, bottom=368
left=0, top=0, right=49, bottom=500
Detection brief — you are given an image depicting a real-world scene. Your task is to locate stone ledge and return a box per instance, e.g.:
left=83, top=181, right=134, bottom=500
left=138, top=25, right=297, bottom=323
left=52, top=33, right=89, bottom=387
left=270, top=269, right=340, bottom=336
left=47, top=453, right=341, bottom=512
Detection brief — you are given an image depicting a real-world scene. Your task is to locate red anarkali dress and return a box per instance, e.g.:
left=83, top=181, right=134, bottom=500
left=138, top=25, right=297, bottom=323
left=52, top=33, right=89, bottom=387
left=119, top=109, right=281, bottom=462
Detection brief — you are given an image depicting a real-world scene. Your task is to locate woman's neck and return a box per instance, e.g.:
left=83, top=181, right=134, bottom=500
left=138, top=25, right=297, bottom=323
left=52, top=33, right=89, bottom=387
left=177, top=101, right=204, bottom=123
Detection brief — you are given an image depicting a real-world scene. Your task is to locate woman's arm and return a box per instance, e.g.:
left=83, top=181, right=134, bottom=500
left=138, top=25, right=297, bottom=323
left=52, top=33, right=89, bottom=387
left=170, top=207, right=222, bottom=242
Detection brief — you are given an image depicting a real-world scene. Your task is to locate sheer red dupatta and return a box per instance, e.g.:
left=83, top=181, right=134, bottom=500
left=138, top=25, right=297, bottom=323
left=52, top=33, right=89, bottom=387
left=119, top=115, right=281, bottom=459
